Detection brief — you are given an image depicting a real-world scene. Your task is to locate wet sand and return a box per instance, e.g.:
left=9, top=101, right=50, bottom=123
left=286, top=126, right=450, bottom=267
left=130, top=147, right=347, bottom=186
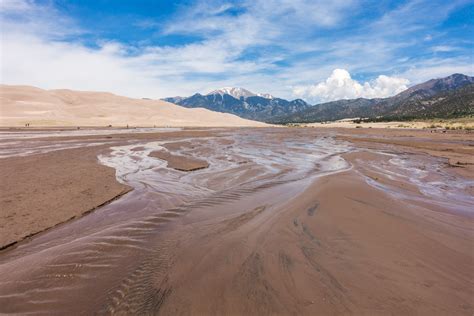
left=149, top=150, right=209, bottom=171
left=0, top=127, right=473, bottom=315
left=335, top=128, right=474, bottom=177
left=0, top=145, right=131, bottom=249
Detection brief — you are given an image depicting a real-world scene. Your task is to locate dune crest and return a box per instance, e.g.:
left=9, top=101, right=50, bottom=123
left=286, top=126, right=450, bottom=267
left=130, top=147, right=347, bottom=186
left=0, top=85, right=267, bottom=127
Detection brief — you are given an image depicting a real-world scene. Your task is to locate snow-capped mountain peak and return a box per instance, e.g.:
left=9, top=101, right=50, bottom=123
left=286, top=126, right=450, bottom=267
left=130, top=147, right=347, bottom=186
left=206, top=87, right=273, bottom=99
left=257, top=93, right=274, bottom=99
left=207, top=87, right=255, bottom=99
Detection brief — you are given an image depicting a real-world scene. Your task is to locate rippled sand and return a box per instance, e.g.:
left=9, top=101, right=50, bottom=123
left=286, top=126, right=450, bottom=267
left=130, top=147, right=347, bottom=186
left=0, top=127, right=473, bottom=315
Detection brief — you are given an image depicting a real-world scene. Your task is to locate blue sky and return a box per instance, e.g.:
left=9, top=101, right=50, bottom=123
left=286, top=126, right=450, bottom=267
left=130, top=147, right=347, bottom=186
left=1, top=0, right=473, bottom=102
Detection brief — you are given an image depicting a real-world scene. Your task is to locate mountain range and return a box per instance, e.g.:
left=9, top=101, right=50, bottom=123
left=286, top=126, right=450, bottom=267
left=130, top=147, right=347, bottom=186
left=164, top=74, right=474, bottom=123
left=271, top=73, right=474, bottom=123
left=163, top=87, right=311, bottom=121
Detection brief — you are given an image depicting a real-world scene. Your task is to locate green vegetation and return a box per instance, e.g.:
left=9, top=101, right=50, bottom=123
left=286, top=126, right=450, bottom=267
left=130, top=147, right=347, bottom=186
left=272, top=76, right=474, bottom=124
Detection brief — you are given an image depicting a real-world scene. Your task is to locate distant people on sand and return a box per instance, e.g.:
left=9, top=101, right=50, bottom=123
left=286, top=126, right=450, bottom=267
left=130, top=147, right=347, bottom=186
left=25, top=123, right=30, bottom=127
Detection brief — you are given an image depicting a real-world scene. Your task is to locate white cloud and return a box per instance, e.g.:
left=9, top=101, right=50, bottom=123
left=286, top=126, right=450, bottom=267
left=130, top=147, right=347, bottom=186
left=0, top=0, right=79, bottom=38
left=401, top=58, right=474, bottom=83
left=165, top=0, right=358, bottom=37
left=2, top=0, right=298, bottom=99
left=0, top=1, right=268, bottom=98
left=432, top=45, right=457, bottom=52
left=0, top=0, right=472, bottom=102
left=293, top=69, right=409, bottom=102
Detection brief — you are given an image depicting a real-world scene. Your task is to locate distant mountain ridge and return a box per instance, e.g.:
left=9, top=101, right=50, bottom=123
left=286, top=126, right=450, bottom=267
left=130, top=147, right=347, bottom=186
left=382, top=83, right=474, bottom=119
left=206, top=87, right=274, bottom=99
left=270, top=73, right=474, bottom=123
left=163, top=88, right=310, bottom=121
left=164, top=74, right=473, bottom=123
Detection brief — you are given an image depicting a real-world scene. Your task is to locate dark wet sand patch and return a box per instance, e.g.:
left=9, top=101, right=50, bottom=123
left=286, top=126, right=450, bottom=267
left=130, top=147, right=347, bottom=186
left=149, top=150, right=209, bottom=171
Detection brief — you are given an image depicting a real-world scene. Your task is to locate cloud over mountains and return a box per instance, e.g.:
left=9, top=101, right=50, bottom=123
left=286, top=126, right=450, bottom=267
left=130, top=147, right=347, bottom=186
left=293, top=69, right=409, bottom=102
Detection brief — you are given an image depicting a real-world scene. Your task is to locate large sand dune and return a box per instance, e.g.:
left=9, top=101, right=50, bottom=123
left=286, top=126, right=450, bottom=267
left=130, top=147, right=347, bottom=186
left=0, top=85, right=267, bottom=127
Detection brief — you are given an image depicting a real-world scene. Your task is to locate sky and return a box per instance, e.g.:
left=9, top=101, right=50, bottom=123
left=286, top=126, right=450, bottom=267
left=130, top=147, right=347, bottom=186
left=0, top=0, right=473, bottom=103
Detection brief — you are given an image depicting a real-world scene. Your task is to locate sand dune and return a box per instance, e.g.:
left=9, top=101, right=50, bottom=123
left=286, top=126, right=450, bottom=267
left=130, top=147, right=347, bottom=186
left=0, top=85, right=267, bottom=127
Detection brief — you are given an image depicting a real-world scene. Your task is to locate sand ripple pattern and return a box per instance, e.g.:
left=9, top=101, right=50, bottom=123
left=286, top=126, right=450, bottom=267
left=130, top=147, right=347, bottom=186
left=0, top=131, right=352, bottom=314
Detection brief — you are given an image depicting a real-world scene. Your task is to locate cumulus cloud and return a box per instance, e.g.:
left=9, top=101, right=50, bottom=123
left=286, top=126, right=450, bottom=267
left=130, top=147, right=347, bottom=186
left=293, top=69, right=409, bottom=102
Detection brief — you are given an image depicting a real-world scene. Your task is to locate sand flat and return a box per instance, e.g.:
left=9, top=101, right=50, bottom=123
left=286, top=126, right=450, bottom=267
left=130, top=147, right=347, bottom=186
left=0, top=127, right=472, bottom=315
left=0, top=145, right=131, bottom=249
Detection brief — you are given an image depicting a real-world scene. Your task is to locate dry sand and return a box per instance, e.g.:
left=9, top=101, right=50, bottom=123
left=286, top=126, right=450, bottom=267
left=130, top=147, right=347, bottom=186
left=304, top=118, right=474, bottom=129
left=0, top=127, right=473, bottom=315
left=0, top=85, right=267, bottom=127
